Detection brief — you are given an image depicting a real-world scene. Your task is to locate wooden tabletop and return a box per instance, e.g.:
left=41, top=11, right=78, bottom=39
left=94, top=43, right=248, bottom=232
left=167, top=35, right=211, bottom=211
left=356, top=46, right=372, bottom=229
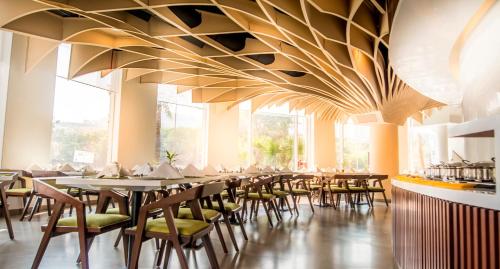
left=53, top=175, right=229, bottom=192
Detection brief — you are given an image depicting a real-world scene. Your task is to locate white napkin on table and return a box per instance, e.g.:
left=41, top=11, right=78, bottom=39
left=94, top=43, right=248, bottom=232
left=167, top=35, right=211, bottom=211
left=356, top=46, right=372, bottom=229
left=244, top=165, right=259, bottom=174
left=263, top=166, right=274, bottom=173
left=182, top=164, right=204, bottom=178
left=97, top=162, right=131, bottom=178
left=26, top=163, right=44, bottom=172
left=149, top=161, right=183, bottom=179
left=59, top=163, right=76, bottom=172
left=133, top=163, right=153, bottom=176
left=203, top=165, right=219, bottom=176
left=281, top=167, right=292, bottom=173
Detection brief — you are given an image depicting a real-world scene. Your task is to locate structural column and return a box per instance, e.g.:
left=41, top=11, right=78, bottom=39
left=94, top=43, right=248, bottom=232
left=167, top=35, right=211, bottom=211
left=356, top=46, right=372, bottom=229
left=369, top=123, right=399, bottom=199
left=314, top=118, right=336, bottom=169
left=206, top=103, right=239, bottom=169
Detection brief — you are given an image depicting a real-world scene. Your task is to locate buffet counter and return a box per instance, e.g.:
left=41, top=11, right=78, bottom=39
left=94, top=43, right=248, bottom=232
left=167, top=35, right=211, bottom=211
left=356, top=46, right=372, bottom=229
left=392, top=177, right=500, bottom=269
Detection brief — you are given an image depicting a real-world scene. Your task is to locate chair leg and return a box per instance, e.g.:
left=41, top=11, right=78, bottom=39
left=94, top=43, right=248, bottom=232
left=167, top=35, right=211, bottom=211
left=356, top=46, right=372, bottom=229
left=283, top=196, right=293, bottom=215
left=222, top=214, right=239, bottom=251
left=290, top=195, right=299, bottom=215
left=213, top=221, right=228, bottom=253
left=306, top=194, right=315, bottom=213
left=270, top=200, right=282, bottom=221
left=261, top=201, right=273, bottom=227
left=85, top=193, right=92, bottom=212
left=46, top=199, right=51, bottom=216
left=382, top=191, right=389, bottom=207
left=235, top=212, right=248, bottom=240
left=28, top=197, right=42, bottom=221
left=249, top=200, right=255, bottom=220
left=201, top=234, right=220, bottom=269
left=31, top=227, right=53, bottom=268
left=0, top=193, right=14, bottom=239
left=77, top=237, right=94, bottom=263
left=20, top=191, right=34, bottom=221
left=173, top=240, right=189, bottom=269
left=114, top=229, right=123, bottom=247
left=156, top=240, right=166, bottom=267
left=162, top=240, right=173, bottom=269
left=121, top=229, right=129, bottom=266
left=77, top=229, right=90, bottom=269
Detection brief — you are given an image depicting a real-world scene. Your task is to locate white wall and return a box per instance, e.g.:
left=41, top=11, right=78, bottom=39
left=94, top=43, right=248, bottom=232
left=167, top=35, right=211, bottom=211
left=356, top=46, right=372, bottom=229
left=1, top=34, right=57, bottom=169
left=0, top=30, right=12, bottom=165
left=115, top=77, right=158, bottom=169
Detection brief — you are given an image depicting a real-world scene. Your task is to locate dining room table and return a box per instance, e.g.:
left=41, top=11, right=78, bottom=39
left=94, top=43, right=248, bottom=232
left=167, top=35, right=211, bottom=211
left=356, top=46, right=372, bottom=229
left=52, top=175, right=229, bottom=267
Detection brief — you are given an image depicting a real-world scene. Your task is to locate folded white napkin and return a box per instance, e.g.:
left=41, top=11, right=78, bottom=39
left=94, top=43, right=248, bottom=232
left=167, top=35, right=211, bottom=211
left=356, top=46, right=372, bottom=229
left=80, top=165, right=95, bottom=173
left=59, top=163, right=76, bottom=172
left=281, top=167, right=292, bottom=173
left=215, top=164, right=226, bottom=173
left=97, top=162, right=131, bottom=178
left=203, top=165, right=219, bottom=176
left=133, top=163, right=153, bottom=176
left=263, top=166, right=274, bottom=173
left=244, top=165, right=259, bottom=174
left=182, top=164, right=204, bottom=178
left=131, top=164, right=141, bottom=172
left=149, top=161, right=184, bottom=179
left=26, top=163, right=43, bottom=172
left=316, top=167, right=324, bottom=173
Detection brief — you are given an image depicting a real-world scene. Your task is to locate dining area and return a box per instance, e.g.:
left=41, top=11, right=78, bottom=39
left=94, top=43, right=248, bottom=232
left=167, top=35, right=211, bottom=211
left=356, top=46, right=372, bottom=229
left=0, top=166, right=392, bottom=268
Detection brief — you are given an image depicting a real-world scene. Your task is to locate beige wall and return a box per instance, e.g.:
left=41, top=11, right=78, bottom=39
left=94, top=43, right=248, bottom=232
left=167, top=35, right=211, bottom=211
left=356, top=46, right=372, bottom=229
left=115, top=77, right=158, bottom=169
left=314, top=118, right=336, bottom=169
left=369, top=123, right=399, bottom=199
left=1, top=34, right=57, bottom=169
left=206, top=103, right=239, bottom=169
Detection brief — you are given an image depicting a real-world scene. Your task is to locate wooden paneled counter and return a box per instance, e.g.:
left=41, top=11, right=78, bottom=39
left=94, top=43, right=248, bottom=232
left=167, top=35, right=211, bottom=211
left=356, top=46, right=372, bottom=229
left=392, top=178, right=499, bottom=269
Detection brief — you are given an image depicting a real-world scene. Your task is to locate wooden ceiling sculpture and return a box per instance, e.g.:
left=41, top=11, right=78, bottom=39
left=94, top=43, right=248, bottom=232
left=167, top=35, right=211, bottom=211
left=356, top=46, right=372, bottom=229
left=0, top=0, right=442, bottom=124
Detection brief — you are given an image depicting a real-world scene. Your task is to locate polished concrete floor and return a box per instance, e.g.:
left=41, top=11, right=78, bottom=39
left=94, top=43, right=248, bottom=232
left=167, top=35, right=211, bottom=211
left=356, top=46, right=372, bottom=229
left=0, top=203, right=393, bottom=268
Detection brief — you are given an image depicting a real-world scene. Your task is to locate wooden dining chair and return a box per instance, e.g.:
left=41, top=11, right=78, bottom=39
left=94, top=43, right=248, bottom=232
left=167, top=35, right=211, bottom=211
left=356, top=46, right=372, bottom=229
left=346, top=178, right=373, bottom=208
left=31, top=179, right=131, bottom=269
left=0, top=173, right=16, bottom=240
left=320, top=177, right=351, bottom=209
left=0, top=170, right=33, bottom=221
left=270, top=175, right=294, bottom=214
left=126, top=185, right=219, bottom=269
left=241, top=176, right=282, bottom=227
left=176, top=182, right=229, bottom=253
left=367, top=177, right=389, bottom=206
left=283, top=174, right=315, bottom=215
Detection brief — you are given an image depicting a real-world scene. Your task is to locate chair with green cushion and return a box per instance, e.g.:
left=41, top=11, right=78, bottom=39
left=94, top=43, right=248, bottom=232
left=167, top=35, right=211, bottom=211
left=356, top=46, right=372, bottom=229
left=281, top=174, right=315, bottom=215
left=346, top=179, right=373, bottom=208
left=367, top=178, right=389, bottom=206
left=270, top=175, right=294, bottom=214
left=320, top=177, right=351, bottom=209
left=175, top=182, right=229, bottom=254
left=125, top=185, right=219, bottom=269
left=2, top=171, right=34, bottom=221
left=31, top=179, right=130, bottom=269
left=241, top=176, right=282, bottom=227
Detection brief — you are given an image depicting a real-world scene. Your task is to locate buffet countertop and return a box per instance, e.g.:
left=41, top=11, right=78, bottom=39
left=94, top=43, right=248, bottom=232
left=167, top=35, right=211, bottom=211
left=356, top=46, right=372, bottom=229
left=392, top=176, right=499, bottom=211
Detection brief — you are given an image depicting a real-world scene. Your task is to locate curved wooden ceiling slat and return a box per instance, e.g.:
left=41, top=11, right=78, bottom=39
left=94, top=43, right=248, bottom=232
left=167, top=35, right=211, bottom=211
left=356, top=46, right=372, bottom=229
left=0, top=0, right=443, bottom=123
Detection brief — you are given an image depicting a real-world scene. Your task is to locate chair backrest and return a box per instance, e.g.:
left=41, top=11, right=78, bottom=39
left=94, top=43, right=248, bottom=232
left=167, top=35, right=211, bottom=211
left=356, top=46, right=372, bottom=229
left=201, top=182, right=226, bottom=197
left=141, top=185, right=204, bottom=213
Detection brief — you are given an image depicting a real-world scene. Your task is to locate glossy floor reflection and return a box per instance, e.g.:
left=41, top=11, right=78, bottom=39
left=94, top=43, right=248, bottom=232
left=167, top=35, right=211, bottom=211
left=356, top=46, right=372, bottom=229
left=0, top=203, right=393, bottom=268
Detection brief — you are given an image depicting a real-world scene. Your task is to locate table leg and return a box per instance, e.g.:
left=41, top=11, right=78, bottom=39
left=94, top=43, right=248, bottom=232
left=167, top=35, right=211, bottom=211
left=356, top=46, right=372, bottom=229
left=127, top=191, right=143, bottom=268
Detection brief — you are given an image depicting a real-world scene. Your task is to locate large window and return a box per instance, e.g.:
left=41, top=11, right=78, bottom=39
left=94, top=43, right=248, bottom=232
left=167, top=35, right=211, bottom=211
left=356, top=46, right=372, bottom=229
left=49, top=44, right=117, bottom=169
left=239, top=102, right=309, bottom=170
left=335, top=120, right=370, bottom=171
left=156, top=85, right=207, bottom=168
